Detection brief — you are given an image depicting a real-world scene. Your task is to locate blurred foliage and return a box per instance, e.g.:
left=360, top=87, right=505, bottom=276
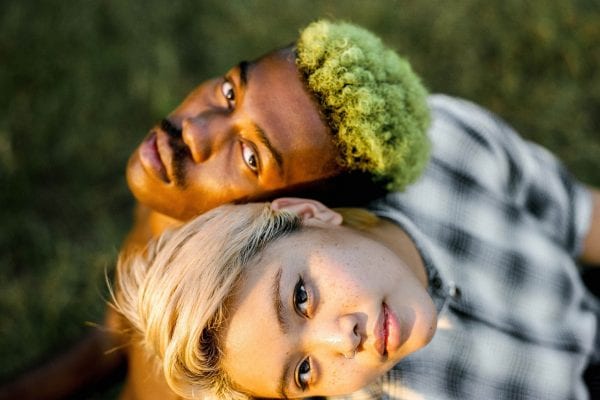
left=1, top=0, right=599, bottom=397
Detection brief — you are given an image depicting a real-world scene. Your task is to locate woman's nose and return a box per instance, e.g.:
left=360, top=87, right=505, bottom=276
left=181, top=115, right=228, bottom=163
left=309, top=314, right=361, bottom=358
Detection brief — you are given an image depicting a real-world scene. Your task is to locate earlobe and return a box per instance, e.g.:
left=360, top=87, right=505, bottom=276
left=271, top=197, right=343, bottom=226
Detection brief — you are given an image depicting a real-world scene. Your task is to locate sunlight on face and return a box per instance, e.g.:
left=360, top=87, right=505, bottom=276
left=222, top=226, right=437, bottom=398
left=127, top=48, right=341, bottom=220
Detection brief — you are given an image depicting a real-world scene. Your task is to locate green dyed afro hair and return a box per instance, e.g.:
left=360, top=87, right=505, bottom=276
left=296, top=20, right=430, bottom=191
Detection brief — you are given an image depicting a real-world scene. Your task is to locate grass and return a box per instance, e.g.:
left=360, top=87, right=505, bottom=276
left=1, top=0, right=599, bottom=397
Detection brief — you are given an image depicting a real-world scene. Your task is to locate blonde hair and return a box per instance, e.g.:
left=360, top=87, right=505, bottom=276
left=112, top=203, right=301, bottom=399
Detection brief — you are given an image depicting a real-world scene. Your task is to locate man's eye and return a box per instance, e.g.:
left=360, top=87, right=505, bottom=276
left=241, top=142, right=258, bottom=173
left=293, top=277, right=309, bottom=316
left=296, top=358, right=311, bottom=391
left=221, top=80, right=235, bottom=108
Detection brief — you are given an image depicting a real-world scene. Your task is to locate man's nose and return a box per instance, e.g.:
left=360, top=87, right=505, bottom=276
left=181, top=114, right=229, bottom=163
left=308, top=314, right=361, bottom=358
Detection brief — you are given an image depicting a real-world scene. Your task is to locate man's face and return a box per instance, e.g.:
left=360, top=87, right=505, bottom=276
left=222, top=226, right=438, bottom=398
left=127, top=48, right=341, bottom=220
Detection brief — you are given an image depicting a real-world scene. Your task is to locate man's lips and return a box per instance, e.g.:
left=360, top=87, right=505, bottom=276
left=139, top=130, right=170, bottom=183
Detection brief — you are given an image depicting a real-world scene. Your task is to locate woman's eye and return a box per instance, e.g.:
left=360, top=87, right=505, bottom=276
left=241, top=143, right=258, bottom=173
left=296, top=358, right=311, bottom=390
left=293, top=277, right=309, bottom=316
left=221, top=80, right=235, bottom=108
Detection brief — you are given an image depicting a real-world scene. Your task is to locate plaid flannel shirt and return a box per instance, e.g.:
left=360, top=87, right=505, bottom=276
left=334, top=95, right=599, bottom=400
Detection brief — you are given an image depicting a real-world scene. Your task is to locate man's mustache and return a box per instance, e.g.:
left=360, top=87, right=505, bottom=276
left=161, top=118, right=188, bottom=188
left=161, top=118, right=181, bottom=138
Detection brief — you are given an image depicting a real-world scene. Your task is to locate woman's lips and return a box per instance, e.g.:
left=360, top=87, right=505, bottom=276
left=375, top=304, right=389, bottom=357
left=384, top=303, right=403, bottom=355
left=139, top=131, right=169, bottom=183
left=375, top=303, right=403, bottom=359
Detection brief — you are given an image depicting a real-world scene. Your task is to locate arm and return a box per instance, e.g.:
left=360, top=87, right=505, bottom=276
left=0, top=308, right=125, bottom=400
left=580, top=187, right=600, bottom=265
left=0, top=204, right=159, bottom=400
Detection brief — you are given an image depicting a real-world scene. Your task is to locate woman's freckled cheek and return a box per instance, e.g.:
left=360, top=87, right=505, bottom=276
left=329, top=368, right=341, bottom=386
left=328, top=366, right=345, bottom=387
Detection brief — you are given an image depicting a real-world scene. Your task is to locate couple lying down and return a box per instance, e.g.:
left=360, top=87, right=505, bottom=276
left=95, top=17, right=600, bottom=400
left=2, top=16, right=597, bottom=400
left=113, top=95, right=600, bottom=400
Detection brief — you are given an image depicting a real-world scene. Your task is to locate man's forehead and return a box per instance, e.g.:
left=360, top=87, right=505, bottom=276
left=249, top=45, right=296, bottom=67
left=244, top=48, right=298, bottom=84
left=242, top=50, right=339, bottom=181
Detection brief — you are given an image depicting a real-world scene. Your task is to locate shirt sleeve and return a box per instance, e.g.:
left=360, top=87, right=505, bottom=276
left=428, top=95, right=593, bottom=257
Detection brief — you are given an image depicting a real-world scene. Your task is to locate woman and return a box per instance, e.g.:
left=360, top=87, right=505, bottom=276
left=112, top=93, right=600, bottom=400
left=112, top=198, right=439, bottom=399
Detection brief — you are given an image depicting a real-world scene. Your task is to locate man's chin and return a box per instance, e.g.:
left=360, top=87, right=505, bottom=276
left=126, top=160, right=214, bottom=221
left=126, top=158, right=174, bottom=215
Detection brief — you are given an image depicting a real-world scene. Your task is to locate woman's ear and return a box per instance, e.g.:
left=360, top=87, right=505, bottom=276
left=271, top=198, right=343, bottom=226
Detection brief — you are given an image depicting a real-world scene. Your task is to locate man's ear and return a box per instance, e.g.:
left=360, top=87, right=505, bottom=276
left=270, top=198, right=343, bottom=226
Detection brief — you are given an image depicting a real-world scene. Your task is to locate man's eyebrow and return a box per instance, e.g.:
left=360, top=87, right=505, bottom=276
left=253, top=123, right=284, bottom=176
left=272, top=267, right=292, bottom=399
left=238, top=60, right=249, bottom=87
left=238, top=60, right=284, bottom=175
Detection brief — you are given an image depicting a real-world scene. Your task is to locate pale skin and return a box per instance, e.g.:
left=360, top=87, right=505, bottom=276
left=197, top=190, right=600, bottom=399
left=0, top=48, right=340, bottom=400
left=2, top=191, right=598, bottom=399
left=220, top=193, right=600, bottom=399
left=119, top=49, right=342, bottom=400
left=222, top=198, right=438, bottom=398
left=2, top=49, right=599, bottom=400
left=85, top=189, right=600, bottom=400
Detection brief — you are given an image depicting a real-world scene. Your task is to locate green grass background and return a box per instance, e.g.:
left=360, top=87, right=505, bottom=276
left=1, top=0, right=599, bottom=397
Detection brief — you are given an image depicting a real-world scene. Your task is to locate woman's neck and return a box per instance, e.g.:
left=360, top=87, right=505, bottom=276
left=363, top=218, right=429, bottom=287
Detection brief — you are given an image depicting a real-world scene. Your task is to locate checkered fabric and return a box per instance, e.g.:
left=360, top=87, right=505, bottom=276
left=334, top=95, right=599, bottom=400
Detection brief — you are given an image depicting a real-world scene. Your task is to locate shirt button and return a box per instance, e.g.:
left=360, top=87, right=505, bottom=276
left=448, top=281, right=462, bottom=299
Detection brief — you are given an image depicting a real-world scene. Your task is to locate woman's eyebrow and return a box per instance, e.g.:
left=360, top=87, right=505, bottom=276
left=272, top=267, right=293, bottom=398
left=271, top=267, right=289, bottom=333
left=278, top=358, right=293, bottom=400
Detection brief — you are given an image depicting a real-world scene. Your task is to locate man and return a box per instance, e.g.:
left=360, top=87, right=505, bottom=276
left=123, top=21, right=430, bottom=249
left=111, top=95, right=600, bottom=399
left=0, top=20, right=431, bottom=399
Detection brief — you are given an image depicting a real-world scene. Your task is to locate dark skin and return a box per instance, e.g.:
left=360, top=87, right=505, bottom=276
left=3, top=46, right=600, bottom=399
left=0, top=48, right=345, bottom=400
left=126, top=47, right=341, bottom=223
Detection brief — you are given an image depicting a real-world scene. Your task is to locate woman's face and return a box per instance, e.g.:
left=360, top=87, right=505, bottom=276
left=221, top=225, right=437, bottom=398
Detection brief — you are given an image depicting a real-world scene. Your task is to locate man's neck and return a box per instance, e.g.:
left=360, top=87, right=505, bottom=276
left=124, top=203, right=184, bottom=251
left=147, top=209, right=183, bottom=236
